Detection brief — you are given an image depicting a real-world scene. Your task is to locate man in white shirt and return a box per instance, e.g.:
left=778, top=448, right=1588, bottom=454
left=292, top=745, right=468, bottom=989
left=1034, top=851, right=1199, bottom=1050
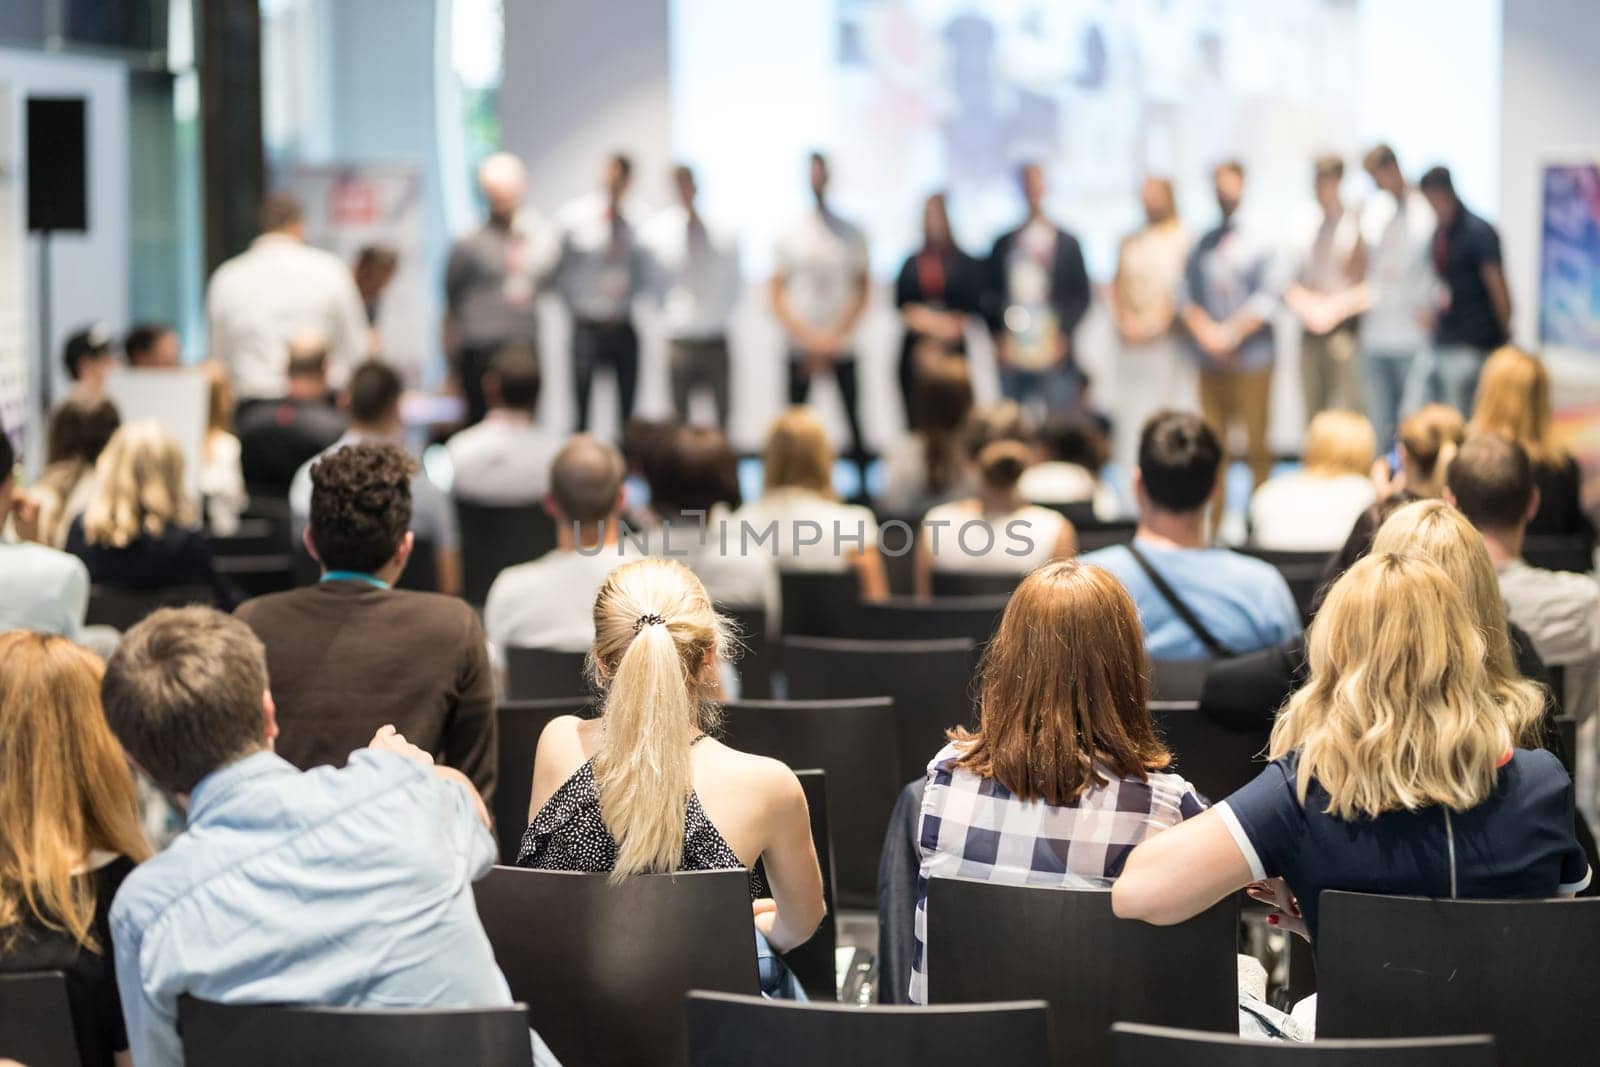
left=769, top=152, right=871, bottom=469
left=1357, top=144, right=1438, bottom=447
left=207, top=193, right=368, bottom=406
left=0, top=431, right=89, bottom=640
left=445, top=346, right=561, bottom=506
left=483, top=435, right=631, bottom=656
left=553, top=153, right=649, bottom=432
left=1285, top=154, right=1364, bottom=421
left=642, top=165, right=741, bottom=429
left=1446, top=431, right=1600, bottom=724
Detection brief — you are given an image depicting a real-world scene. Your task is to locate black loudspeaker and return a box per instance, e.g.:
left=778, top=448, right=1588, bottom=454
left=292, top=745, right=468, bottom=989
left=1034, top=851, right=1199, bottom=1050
left=26, top=97, right=88, bottom=233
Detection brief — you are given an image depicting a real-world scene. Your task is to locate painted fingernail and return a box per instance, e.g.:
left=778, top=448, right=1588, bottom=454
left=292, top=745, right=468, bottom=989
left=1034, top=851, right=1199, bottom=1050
left=1267, top=914, right=1279, bottom=925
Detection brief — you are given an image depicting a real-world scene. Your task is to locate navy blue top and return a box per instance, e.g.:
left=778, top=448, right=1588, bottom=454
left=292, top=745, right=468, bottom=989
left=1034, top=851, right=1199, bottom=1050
left=1432, top=205, right=1507, bottom=349
left=1220, top=749, right=1590, bottom=943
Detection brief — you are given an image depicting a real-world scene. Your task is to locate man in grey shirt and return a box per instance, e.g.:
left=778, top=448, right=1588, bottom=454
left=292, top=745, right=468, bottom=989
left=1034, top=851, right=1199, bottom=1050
left=444, top=153, right=555, bottom=426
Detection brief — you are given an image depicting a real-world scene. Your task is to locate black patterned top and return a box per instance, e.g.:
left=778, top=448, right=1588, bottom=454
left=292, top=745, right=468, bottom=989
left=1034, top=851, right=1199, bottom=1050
left=515, top=758, right=769, bottom=898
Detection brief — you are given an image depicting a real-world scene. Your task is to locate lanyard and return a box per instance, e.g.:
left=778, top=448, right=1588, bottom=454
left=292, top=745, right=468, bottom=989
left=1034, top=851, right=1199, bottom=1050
left=320, top=571, right=390, bottom=590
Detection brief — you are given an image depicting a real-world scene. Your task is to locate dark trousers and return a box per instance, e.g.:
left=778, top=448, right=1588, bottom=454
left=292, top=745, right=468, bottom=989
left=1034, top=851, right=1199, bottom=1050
left=669, top=336, right=730, bottom=428
left=457, top=344, right=498, bottom=427
left=573, top=320, right=639, bottom=432
left=787, top=353, right=865, bottom=462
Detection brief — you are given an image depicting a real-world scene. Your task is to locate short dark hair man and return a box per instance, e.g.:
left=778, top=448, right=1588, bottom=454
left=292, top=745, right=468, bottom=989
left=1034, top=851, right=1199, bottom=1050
left=444, top=344, right=560, bottom=507
left=237, top=441, right=496, bottom=800
left=62, top=324, right=116, bottom=394
left=123, top=322, right=181, bottom=368
left=1418, top=165, right=1512, bottom=415
left=1080, top=411, right=1299, bottom=660
left=235, top=337, right=348, bottom=493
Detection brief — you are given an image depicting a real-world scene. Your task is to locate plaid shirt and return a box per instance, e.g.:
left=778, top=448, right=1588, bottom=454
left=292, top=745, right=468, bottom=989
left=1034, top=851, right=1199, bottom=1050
left=909, top=742, right=1205, bottom=1003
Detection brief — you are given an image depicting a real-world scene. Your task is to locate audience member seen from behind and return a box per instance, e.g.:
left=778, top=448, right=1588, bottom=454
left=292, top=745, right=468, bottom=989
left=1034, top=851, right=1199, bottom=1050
left=101, top=608, right=556, bottom=1067
left=1470, top=345, right=1596, bottom=544
left=1113, top=552, right=1589, bottom=943
left=894, top=192, right=983, bottom=426
left=484, top=434, right=633, bottom=656
left=198, top=366, right=248, bottom=536
left=0, top=632, right=150, bottom=1067
left=123, top=323, right=180, bottom=369
left=517, top=558, right=825, bottom=997
left=64, top=421, right=235, bottom=607
left=880, top=352, right=975, bottom=513
left=235, top=442, right=497, bottom=801
left=1373, top=402, right=1464, bottom=500
left=1447, top=432, right=1600, bottom=725
left=0, top=432, right=90, bottom=640
left=1082, top=412, right=1298, bottom=660
left=1248, top=410, right=1377, bottom=552
left=235, top=338, right=346, bottom=494
left=729, top=407, right=888, bottom=598
left=1019, top=411, right=1118, bottom=520
left=909, top=561, right=1202, bottom=1003
left=915, top=403, right=1076, bottom=597
left=444, top=344, right=561, bottom=506
left=289, top=359, right=461, bottom=596
left=62, top=326, right=118, bottom=400
left=10, top=393, right=118, bottom=549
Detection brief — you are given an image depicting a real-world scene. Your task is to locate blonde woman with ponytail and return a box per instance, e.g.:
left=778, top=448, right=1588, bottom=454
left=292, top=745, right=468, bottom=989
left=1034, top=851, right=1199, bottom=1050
left=1114, top=551, right=1588, bottom=942
left=517, top=558, right=825, bottom=995
left=913, top=402, right=1077, bottom=598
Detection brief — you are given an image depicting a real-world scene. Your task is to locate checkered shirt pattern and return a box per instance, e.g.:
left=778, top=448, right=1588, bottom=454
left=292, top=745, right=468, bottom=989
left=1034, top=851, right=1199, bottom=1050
left=908, top=741, right=1205, bottom=1003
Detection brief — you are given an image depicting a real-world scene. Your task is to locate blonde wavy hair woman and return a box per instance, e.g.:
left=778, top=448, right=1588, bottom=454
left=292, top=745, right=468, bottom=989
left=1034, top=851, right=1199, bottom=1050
left=80, top=420, right=196, bottom=549
left=1114, top=551, right=1588, bottom=942
left=1375, top=403, right=1464, bottom=499
left=516, top=558, right=825, bottom=993
left=0, top=632, right=151, bottom=1067
left=1249, top=410, right=1378, bottom=551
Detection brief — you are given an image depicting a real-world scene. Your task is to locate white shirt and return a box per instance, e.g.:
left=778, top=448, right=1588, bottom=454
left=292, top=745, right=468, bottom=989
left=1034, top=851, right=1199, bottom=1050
left=641, top=205, right=741, bottom=339
left=1296, top=205, right=1360, bottom=294
left=553, top=192, right=646, bottom=322
left=921, top=500, right=1067, bottom=574
left=444, top=411, right=562, bottom=506
left=206, top=234, right=368, bottom=401
left=729, top=488, right=878, bottom=574
left=773, top=208, right=869, bottom=341
left=289, top=431, right=459, bottom=550
left=652, top=507, right=779, bottom=631
left=199, top=432, right=248, bottom=537
left=484, top=545, right=634, bottom=654
left=1248, top=472, right=1377, bottom=552
left=1359, top=189, right=1439, bottom=352
left=1498, top=559, right=1600, bottom=721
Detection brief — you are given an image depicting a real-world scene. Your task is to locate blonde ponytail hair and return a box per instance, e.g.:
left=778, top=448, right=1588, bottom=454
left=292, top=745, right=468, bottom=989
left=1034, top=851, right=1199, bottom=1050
left=589, top=558, right=727, bottom=881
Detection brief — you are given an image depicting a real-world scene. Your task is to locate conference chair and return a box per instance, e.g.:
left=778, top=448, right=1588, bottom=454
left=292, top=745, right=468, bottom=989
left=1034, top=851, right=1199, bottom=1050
left=0, top=972, right=80, bottom=1067
left=925, top=879, right=1237, bottom=1067
left=875, top=777, right=925, bottom=1005
left=876, top=511, right=922, bottom=597
left=206, top=516, right=283, bottom=556
left=852, top=594, right=1009, bottom=644
left=178, top=998, right=534, bottom=1067
left=1317, top=891, right=1600, bottom=1066
left=929, top=570, right=1022, bottom=597
left=779, top=570, right=861, bottom=639
left=474, top=866, right=759, bottom=1067
left=494, top=697, right=594, bottom=862
left=719, top=698, right=900, bottom=911
left=718, top=602, right=773, bottom=699
left=1149, top=659, right=1212, bottom=702
left=457, top=500, right=559, bottom=606
left=505, top=646, right=591, bottom=701
left=752, top=769, right=839, bottom=998
left=781, top=635, right=980, bottom=790
left=1110, top=1023, right=1496, bottom=1067
left=212, top=552, right=296, bottom=597
left=1076, top=519, right=1138, bottom=553
left=1149, top=699, right=1271, bottom=804
left=1556, top=712, right=1579, bottom=781
left=85, top=583, right=214, bottom=630
left=1239, top=547, right=1335, bottom=572
left=1523, top=534, right=1593, bottom=574
left=684, top=992, right=1052, bottom=1067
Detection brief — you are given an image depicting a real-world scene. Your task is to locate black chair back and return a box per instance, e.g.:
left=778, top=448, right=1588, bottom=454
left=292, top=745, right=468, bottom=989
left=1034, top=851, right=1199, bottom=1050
left=457, top=501, right=558, bottom=606
left=779, top=571, right=861, bottom=638
left=1277, top=563, right=1329, bottom=626
left=207, top=517, right=283, bottom=556
left=1076, top=520, right=1137, bottom=552
left=925, top=879, right=1237, bottom=1067
left=719, top=602, right=773, bottom=699
left=753, top=769, right=838, bottom=997
left=685, top=992, right=1052, bottom=1067
left=1317, top=892, right=1600, bottom=1066
left=395, top=537, right=440, bottom=592
left=1556, top=713, right=1579, bottom=781
left=1523, top=535, right=1593, bottom=574
left=1149, top=700, right=1270, bottom=804
left=505, top=646, right=591, bottom=701
left=1150, top=659, right=1212, bottom=702
left=929, top=570, right=1021, bottom=597
left=178, top=997, right=533, bottom=1067
left=495, top=698, right=594, bottom=862
left=0, top=971, right=80, bottom=1067
left=86, top=584, right=214, bottom=630
left=719, top=698, right=900, bottom=910
left=474, top=866, right=758, bottom=1067
left=213, top=553, right=296, bottom=597
left=782, top=635, right=979, bottom=792
left=853, top=595, right=1009, bottom=644
left=1240, top=547, right=1335, bottom=571
left=876, top=512, right=922, bottom=597
left=1111, top=1023, right=1495, bottom=1066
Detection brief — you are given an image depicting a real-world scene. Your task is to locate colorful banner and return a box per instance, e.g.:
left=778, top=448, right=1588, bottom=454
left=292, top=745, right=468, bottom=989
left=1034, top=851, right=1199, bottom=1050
left=1540, top=160, right=1600, bottom=358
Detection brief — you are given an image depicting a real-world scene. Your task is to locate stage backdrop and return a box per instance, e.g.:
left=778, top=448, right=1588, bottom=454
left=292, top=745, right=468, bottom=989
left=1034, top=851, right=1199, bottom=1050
left=1540, top=159, right=1600, bottom=520
left=0, top=82, right=27, bottom=465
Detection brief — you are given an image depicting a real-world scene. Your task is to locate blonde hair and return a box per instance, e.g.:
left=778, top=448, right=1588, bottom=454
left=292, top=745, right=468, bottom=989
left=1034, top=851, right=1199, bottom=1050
left=1303, top=410, right=1377, bottom=478
left=1398, top=404, right=1465, bottom=494
left=762, top=407, right=834, bottom=497
left=589, top=558, right=729, bottom=881
left=0, top=633, right=151, bottom=952
left=1369, top=499, right=1546, bottom=746
left=1271, top=552, right=1533, bottom=818
left=1471, top=345, right=1564, bottom=469
left=82, top=421, right=196, bottom=548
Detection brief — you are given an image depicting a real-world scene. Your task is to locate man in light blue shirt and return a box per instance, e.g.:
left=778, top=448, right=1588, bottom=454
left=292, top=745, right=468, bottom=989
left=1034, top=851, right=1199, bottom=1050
left=102, top=606, right=558, bottom=1067
left=0, top=431, right=89, bottom=639
left=1083, top=412, right=1299, bottom=661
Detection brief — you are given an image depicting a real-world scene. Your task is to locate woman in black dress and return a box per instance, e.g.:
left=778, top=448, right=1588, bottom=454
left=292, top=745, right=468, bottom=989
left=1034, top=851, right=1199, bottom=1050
left=895, top=192, right=983, bottom=428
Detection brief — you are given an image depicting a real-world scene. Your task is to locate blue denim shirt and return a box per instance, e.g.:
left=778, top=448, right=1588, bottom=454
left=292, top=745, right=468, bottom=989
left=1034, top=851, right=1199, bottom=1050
left=110, top=750, right=543, bottom=1067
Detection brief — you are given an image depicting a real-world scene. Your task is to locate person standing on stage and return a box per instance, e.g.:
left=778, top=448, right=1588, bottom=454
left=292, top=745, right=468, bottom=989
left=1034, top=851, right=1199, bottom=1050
left=1179, top=159, right=1284, bottom=492
left=642, top=164, right=741, bottom=429
left=981, top=162, right=1091, bottom=418
left=1109, top=176, right=1191, bottom=475
left=770, top=152, right=871, bottom=467
left=1286, top=154, right=1364, bottom=422
left=555, top=152, right=649, bottom=434
left=443, top=152, right=553, bottom=427
left=894, top=192, right=982, bottom=430
left=1417, top=165, right=1512, bottom=417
